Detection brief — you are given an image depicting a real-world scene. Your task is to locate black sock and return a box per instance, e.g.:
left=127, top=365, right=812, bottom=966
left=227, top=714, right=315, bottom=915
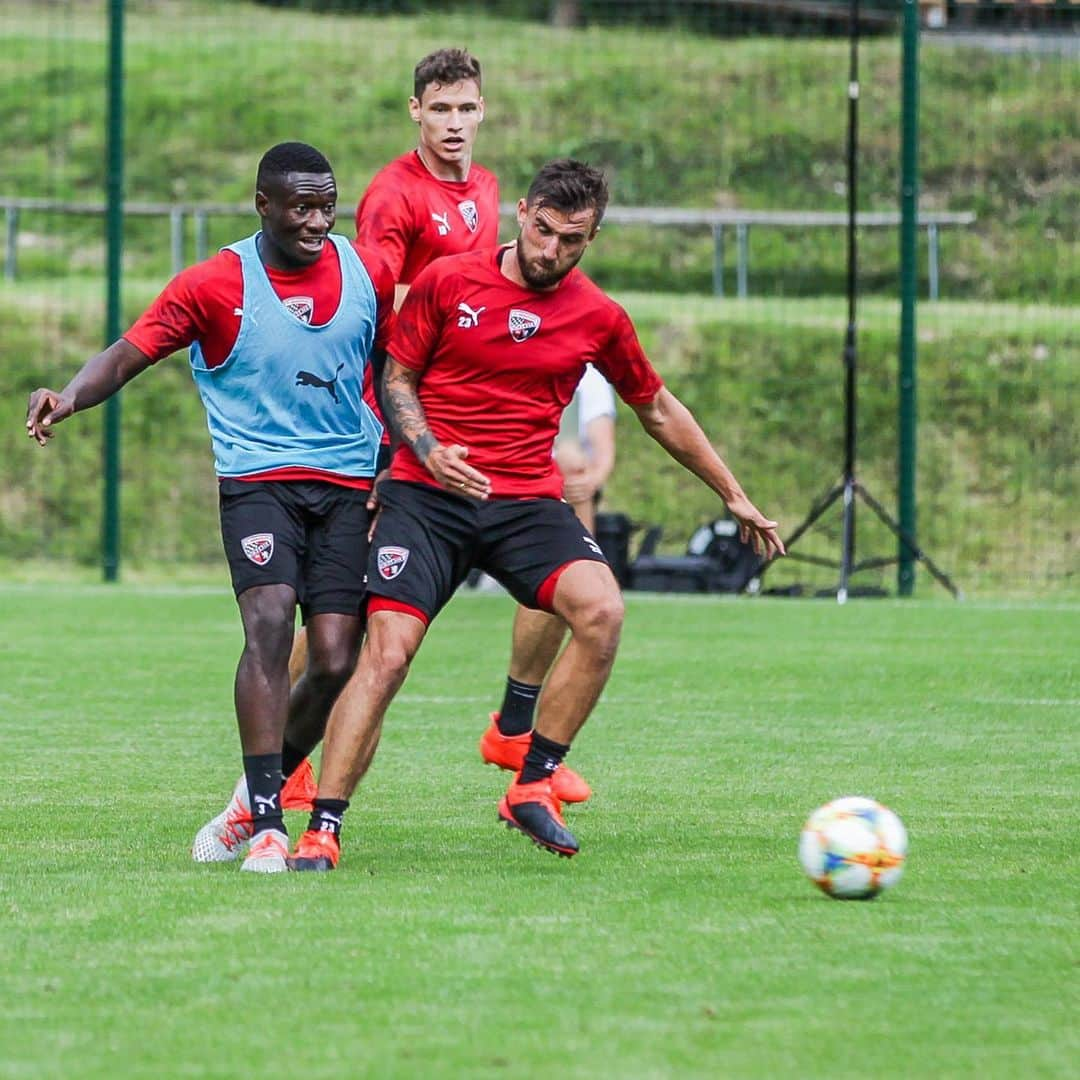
left=306, top=798, right=349, bottom=839
left=497, top=677, right=542, bottom=736
left=244, top=753, right=284, bottom=835
left=281, top=738, right=308, bottom=779
left=519, top=732, right=570, bottom=785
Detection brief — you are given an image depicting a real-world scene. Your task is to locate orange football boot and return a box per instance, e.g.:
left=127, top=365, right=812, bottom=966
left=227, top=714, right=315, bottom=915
left=480, top=714, right=592, bottom=803
left=498, top=776, right=579, bottom=857
left=281, top=757, right=317, bottom=811
left=286, top=828, right=340, bottom=872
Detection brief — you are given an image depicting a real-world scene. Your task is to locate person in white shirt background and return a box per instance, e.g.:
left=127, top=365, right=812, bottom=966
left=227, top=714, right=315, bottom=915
left=553, top=362, right=616, bottom=535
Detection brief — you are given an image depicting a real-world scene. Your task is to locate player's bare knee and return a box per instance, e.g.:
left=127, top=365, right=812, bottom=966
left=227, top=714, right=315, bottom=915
left=596, top=598, right=624, bottom=660
left=305, top=623, right=357, bottom=677
left=572, top=593, right=624, bottom=659
left=590, top=583, right=624, bottom=630
left=306, top=644, right=358, bottom=689
left=241, top=602, right=294, bottom=669
left=364, top=631, right=416, bottom=687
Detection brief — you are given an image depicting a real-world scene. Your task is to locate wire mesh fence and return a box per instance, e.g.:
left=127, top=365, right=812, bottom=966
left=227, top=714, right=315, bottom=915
left=1, top=0, right=1075, bottom=596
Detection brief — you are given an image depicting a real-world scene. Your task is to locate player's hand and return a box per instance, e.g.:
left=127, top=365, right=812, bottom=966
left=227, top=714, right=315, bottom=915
left=426, top=444, right=492, bottom=500
left=366, top=468, right=391, bottom=540
left=366, top=468, right=390, bottom=513
left=725, top=494, right=786, bottom=560
left=26, top=388, right=74, bottom=446
left=561, top=467, right=597, bottom=506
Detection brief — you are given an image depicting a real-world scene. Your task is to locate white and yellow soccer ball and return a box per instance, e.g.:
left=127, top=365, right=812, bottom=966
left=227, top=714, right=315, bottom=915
left=798, top=796, right=907, bottom=900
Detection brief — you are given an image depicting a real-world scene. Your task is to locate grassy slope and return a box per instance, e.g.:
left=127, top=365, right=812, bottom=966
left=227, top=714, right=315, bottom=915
left=0, top=2, right=1076, bottom=298
left=1, top=586, right=1077, bottom=1078
left=3, top=282, right=1075, bottom=595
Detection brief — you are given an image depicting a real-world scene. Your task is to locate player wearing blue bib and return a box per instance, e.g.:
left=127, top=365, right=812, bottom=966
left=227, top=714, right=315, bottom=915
left=25, top=143, right=396, bottom=873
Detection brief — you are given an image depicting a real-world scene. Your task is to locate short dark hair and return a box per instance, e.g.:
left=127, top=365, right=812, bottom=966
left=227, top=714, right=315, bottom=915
left=526, top=159, right=610, bottom=229
left=413, top=48, right=482, bottom=100
left=256, top=142, right=333, bottom=189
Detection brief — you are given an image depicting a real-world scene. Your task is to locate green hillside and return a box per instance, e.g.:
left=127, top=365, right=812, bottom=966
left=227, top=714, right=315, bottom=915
left=1, top=2, right=1076, bottom=299
left=3, top=282, right=1075, bottom=596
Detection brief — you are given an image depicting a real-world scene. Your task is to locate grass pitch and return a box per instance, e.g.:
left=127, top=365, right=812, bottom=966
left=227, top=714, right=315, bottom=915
left=1, top=585, right=1076, bottom=1079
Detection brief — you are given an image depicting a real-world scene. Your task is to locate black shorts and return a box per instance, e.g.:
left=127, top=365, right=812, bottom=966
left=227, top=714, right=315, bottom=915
left=367, top=480, right=608, bottom=622
left=219, top=478, right=370, bottom=619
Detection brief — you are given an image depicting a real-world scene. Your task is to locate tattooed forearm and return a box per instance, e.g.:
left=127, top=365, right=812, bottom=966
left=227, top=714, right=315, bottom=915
left=383, top=359, right=436, bottom=463
left=412, top=432, right=437, bottom=463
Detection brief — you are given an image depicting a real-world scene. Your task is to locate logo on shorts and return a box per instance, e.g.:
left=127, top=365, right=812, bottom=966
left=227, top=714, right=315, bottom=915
left=458, top=199, right=479, bottom=232
left=241, top=532, right=274, bottom=566
left=284, top=295, right=314, bottom=324
left=377, top=545, right=410, bottom=580
left=583, top=535, right=603, bottom=557
left=508, top=308, right=541, bottom=342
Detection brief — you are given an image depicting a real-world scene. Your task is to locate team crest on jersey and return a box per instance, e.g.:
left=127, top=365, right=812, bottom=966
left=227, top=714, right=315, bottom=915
left=458, top=199, right=479, bottom=232
left=377, top=545, right=410, bottom=580
left=284, top=296, right=314, bottom=324
left=241, top=533, right=274, bottom=566
left=508, top=308, right=541, bottom=342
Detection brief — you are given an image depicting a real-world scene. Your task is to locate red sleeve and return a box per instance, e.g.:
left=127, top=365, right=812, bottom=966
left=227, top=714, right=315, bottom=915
left=591, top=304, right=664, bottom=405
left=351, top=241, right=397, bottom=350
left=123, top=251, right=242, bottom=367
left=355, top=173, right=414, bottom=282
left=387, top=262, right=448, bottom=373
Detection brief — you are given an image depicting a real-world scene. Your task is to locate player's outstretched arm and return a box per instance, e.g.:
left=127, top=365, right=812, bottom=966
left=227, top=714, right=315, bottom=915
left=631, top=387, right=785, bottom=560
left=26, top=339, right=154, bottom=446
left=382, top=356, right=491, bottom=499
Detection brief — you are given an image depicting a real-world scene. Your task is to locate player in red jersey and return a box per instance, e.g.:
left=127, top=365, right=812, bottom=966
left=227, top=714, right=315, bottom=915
left=26, top=143, right=396, bottom=873
left=287, top=160, right=784, bottom=870
left=358, top=48, right=597, bottom=802
left=356, top=48, right=499, bottom=309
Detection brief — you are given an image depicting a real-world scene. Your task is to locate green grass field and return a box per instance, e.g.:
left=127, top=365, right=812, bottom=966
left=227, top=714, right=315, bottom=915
left=2, top=584, right=1076, bottom=1078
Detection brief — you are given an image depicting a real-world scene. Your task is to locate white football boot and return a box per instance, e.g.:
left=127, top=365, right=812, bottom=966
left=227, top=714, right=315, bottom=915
left=240, top=828, right=289, bottom=873
left=191, top=774, right=254, bottom=863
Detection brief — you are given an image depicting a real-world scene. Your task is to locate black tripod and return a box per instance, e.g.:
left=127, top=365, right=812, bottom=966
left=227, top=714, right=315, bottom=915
left=764, top=0, right=959, bottom=602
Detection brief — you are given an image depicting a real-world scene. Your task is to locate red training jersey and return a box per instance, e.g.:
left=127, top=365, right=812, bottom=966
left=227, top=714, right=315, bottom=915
left=124, top=238, right=396, bottom=488
left=355, top=151, right=500, bottom=286
left=389, top=246, right=664, bottom=499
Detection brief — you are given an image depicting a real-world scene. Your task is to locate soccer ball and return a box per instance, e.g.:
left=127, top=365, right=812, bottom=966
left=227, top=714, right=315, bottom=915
left=798, top=796, right=907, bottom=900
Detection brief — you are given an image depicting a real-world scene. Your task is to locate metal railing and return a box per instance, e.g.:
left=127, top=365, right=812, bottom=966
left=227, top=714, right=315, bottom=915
left=595, top=205, right=976, bottom=300
left=1, top=197, right=975, bottom=300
